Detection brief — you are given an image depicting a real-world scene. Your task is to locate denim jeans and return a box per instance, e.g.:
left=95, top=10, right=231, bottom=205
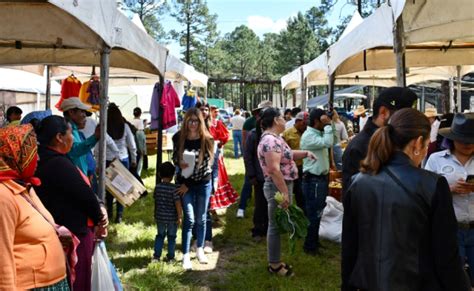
left=457, top=229, right=474, bottom=285
left=302, top=173, right=329, bottom=251
left=293, top=166, right=305, bottom=213
left=182, top=181, right=212, bottom=254
left=239, top=175, right=252, bottom=210
left=106, top=158, right=129, bottom=218
left=232, top=130, right=243, bottom=158
left=263, top=179, right=293, bottom=264
left=333, top=144, right=343, bottom=171
left=154, top=222, right=178, bottom=259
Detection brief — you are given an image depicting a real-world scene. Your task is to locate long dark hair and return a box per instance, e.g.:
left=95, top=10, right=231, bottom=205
left=36, top=115, right=69, bottom=146
left=256, top=107, right=280, bottom=149
left=360, top=108, right=431, bottom=174
left=107, top=103, right=125, bottom=140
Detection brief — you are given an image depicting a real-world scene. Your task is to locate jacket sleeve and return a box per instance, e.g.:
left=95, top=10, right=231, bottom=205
left=300, top=125, right=334, bottom=151
left=0, top=191, right=17, bottom=289
left=431, top=177, right=470, bottom=291
left=341, top=184, right=358, bottom=291
left=216, top=120, right=230, bottom=145
left=53, top=158, right=103, bottom=225
left=342, top=145, right=363, bottom=194
left=68, top=133, right=97, bottom=160
left=243, top=132, right=257, bottom=179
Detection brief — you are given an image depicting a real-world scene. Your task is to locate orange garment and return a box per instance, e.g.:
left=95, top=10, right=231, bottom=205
left=79, top=80, right=100, bottom=112
left=55, top=75, right=82, bottom=110
left=0, top=180, right=66, bottom=290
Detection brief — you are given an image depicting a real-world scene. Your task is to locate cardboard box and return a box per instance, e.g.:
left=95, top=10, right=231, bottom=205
left=105, top=159, right=146, bottom=207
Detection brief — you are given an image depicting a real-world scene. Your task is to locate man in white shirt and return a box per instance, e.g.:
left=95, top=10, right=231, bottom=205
left=230, top=109, right=246, bottom=158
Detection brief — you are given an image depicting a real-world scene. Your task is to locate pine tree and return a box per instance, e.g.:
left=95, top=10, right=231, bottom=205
left=123, top=0, right=168, bottom=41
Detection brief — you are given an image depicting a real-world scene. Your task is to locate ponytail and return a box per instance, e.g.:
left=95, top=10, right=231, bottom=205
left=360, top=126, right=395, bottom=174
left=360, top=108, right=431, bottom=174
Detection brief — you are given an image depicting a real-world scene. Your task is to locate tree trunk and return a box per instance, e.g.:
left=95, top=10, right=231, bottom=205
left=186, top=9, right=191, bottom=64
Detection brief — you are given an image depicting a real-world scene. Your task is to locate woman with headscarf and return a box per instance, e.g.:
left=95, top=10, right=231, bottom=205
left=34, top=116, right=108, bottom=291
left=0, top=124, right=69, bottom=290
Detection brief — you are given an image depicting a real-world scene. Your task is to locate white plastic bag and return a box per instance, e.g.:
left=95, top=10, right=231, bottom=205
left=181, top=150, right=196, bottom=178
left=319, top=196, right=344, bottom=243
left=91, top=241, right=115, bottom=291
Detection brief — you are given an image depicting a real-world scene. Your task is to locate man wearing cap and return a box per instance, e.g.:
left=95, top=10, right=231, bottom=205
left=424, top=108, right=442, bottom=159
left=300, top=108, right=335, bottom=255
left=425, top=112, right=474, bottom=285
left=342, top=87, right=417, bottom=196
left=282, top=111, right=308, bottom=211
left=237, top=100, right=272, bottom=218
left=60, top=97, right=100, bottom=176
left=353, top=105, right=368, bottom=133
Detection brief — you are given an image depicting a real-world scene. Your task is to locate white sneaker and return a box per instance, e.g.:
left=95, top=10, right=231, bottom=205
left=204, top=241, right=213, bottom=254
left=191, top=240, right=197, bottom=252
left=196, top=247, right=209, bottom=264
left=236, top=209, right=244, bottom=218
left=182, top=253, right=192, bottom=270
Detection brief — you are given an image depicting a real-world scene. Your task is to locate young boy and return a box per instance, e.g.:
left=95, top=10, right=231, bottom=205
left=153, top=162, right=182, bottom=262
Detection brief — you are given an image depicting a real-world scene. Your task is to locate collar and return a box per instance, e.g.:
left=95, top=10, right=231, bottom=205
left=1, top=180, right=26, bottom=195
left=69, top=121, right=78, bottom=131
left=307, top=126, right=323, bottom=134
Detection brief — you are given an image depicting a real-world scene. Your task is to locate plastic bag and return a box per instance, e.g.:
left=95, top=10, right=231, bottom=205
left=319, top=196, right=344, bottom=243
left=91, top=241, right=115, bottom=291
left=109, top=260, right=123, bottom=291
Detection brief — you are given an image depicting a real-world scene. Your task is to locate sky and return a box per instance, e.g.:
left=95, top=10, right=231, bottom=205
left=160, top=0, right=357, bottom=58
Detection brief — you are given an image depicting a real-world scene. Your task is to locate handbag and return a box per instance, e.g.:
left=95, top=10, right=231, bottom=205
left=20, top=192, right=79, bottom=288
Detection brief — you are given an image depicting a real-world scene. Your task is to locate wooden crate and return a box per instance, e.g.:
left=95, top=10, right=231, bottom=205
left=146, top=131, right=172, bottom=156
left=105, top=159, right=147, bottom=207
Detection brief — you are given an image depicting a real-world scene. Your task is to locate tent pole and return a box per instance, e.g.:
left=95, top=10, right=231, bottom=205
left=300, top=67, right=307, bottom=111
left=45, top=65, right=51, bottom=110
left=155, top=74, right=165, bottom=185
left=328, top=73, right=335, bottom=109
left=449, top=77, right=455, bottom=112
left=394, top=15, right=406, bottom=87
left=456, top=65, right=462, bottom=113
left=421, top=86, right=425, bottom=112
left=98, top=47, right=111, bottom=201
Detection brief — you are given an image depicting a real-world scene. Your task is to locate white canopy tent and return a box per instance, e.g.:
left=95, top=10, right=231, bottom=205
left=0, top=0, right=172, bottom=198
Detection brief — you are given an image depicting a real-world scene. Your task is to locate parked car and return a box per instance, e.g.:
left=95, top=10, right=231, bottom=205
left=218, top=109, right=232, bottom=126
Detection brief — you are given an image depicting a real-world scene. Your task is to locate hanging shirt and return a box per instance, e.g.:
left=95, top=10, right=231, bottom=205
left=161, top=82, right=180, bottom=130
left=56, top=75, right=82, bottom=109
left=182, top=92, right=197, bottom=111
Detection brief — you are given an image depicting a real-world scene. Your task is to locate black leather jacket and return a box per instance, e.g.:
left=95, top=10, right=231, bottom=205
left=342, top=152, right=469, bottom=291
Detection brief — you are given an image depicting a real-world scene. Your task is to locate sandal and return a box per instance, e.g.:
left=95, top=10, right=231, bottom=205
left=267, top=263, right=294, bottom=277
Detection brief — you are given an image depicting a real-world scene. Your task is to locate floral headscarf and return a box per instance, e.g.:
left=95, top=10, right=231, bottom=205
left=0, top=124, right=41, bottom=186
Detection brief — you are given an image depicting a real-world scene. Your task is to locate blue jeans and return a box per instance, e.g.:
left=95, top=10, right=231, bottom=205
left=263, top=179, right=293, bottom=264
left=333, top=144, right=343, bottom=171
left=302, top=173, right=329, bottom=251
left=457, top=229, right=474, bottom=284
left=106, top=158, right=129, bottom=218
left=154, top=222, right=178, bottom=259
left=239, top=175, right=252, bottom=210
left=232, top=130, right=243, bottom=158
left=182, top=181, right=212, bottom=254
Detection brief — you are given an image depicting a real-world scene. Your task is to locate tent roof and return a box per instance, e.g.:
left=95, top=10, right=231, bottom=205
left=281, top=67, right=301, bottom=90
left=0, top=0, right=168, bottom=75
left=330, top=0, right=474, bottom=76
left=307, top=86, right=364, bottom=108
left=0, top=68, right=60, bottom=94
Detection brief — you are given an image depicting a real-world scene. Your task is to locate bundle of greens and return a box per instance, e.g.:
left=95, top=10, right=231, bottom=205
left=274, top=191, right=309, bottom=254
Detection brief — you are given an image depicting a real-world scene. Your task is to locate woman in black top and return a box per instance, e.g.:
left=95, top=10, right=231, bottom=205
left=34, top=116, right=108, bottom=291
left=342, top=109, right=469, bottom=291
left=172, top=108, right=214, bottom=270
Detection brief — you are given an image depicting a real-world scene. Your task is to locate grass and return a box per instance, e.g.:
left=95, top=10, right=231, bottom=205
left=107, top=142, right=341, bottom=290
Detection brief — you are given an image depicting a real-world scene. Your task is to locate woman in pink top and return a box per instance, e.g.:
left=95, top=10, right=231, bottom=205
left=257, top=107, right=316, bottom=277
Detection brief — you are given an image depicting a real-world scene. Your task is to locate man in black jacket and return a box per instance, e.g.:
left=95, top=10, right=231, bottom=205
left=341, top=87, right=417, bottom=196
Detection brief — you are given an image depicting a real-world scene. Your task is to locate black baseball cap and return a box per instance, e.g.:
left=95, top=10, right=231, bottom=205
left=374, top=87, right=417, bottom=114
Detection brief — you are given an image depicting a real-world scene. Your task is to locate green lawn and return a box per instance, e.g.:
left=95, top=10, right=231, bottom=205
left=107, top=143, right=341, bottom=290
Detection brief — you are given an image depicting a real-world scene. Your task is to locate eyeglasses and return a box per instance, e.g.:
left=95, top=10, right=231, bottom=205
left=188, top=119, right=200, bottom=125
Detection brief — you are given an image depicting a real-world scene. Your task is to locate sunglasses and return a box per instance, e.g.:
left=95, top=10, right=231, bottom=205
left=188, top=119, right=200, bottom=125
